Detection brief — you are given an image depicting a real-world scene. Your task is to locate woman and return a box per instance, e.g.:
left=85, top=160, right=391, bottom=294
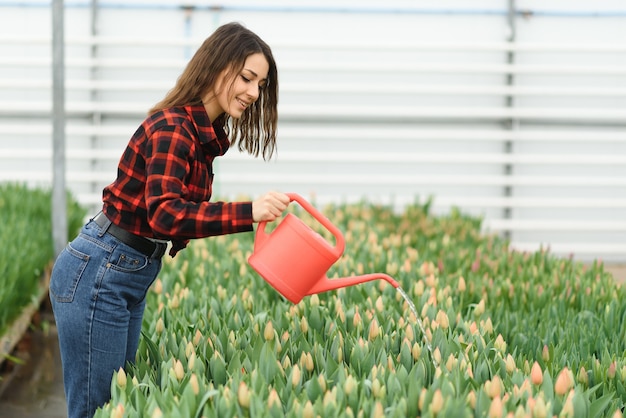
left=49, top=22, right=289, bottom=418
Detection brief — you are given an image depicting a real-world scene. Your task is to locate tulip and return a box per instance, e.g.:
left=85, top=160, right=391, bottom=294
left=190, top=373, right=199, bottom=395
left=156, top=317, right=165, bottom=334
left=431, top=389, right=444, bottom=415
left=111, top=403, right=124, bottom=418
left=577, top=367, right=588, bottom=385
left=505, top=354, right=516, bottom=374
left=344, top=375, right=356, bottom=395
left=291, top=364, right=301, bottom=387
left=151, top=407, right=163, bottom=418
left=436, top=310, right=449, bottom=330
left=488, top=396, right=503, bottom=418
left=268, top=388, right=281, bottom=409
left=542, top=345, right=550, bottom=362
left=302, top=401, right=314, bottom=418
left=531, top=362, right=543, bottom=385
left=368, top=318, right=381, bottom=341
left=474, top=299, right=485, bottom=316
left=237, top=381, right=251, bottom=408
left=264, top=321, right=275, bottom=341
left=153, top=278, right=163, bottom=294
left=533, top=396, right=547, bottom=418
left=466, top=390, right=477, bottom=409
left=554, top=367, right=574, bottom=396
left=300, top=316, right=309, bottom=333
left=458, top=276, right=467, bottom=292
left=608, top=361, right=616, bottom=379
left=116, top=367, right=127, bottom=388
left=305, top=352, right=314, bottom=372
left=174, top=359, right=184, bottom=381
left=494, top=334, right=507, bottom=353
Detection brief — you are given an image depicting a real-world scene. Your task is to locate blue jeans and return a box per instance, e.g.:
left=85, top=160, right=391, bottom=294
left=49, top=217, right=162, bottom=418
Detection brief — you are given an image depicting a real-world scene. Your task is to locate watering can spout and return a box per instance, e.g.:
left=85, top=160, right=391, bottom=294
left=307, top=273, right=399, bottom=296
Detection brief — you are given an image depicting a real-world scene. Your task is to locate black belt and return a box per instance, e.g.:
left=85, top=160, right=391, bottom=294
left=94, top=212, right=167, bottom=259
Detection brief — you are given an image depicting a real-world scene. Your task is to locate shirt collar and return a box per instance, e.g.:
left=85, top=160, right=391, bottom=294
left=185, top=105, right=230, bottom=156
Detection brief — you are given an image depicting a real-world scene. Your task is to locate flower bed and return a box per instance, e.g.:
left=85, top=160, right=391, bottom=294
left=97, top=200, right=625, bottom=417
left=0, top=183, right=85, bottom=363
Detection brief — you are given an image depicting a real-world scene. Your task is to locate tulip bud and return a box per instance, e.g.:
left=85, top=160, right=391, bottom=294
left=238, top=382, right=251, bottom=408
left=111, top=403, right=124, bottom=418
left=505, top=354, right=516, bottom=374
left=291, top=364, right=301, bottom=387
left=368, top=318, right=380, bottom=341
left=542, top=345, right=550, bottom=362
left=466, top=390, right=476, bottom=408
left=353, top=310, right=362, bottom=328
left=300, top=317, right=309, bottom=334
left=268, top=388, right=281, bottom=409
left=488, top=396, right=503, bottom=418
left=436, top=310, right=449, bottom=330
left=193, top=329, right=202, bottom=346
left=305, top=352, right=314, bottom=372
left=264, top=321, right=275, bottom=341
left=431, top=389, right=444, bottom=414
left=302, top=401, right=314, bottom=418
left=577, top=367, right=588, bottom=385
left=153, top=279, right=163, bottom=294
left=494, top=334, right=507, bottom=353
left=487, top=375, right=502, bottom=399
left=344, top=375, right=356, bottom=395
left=474, top=299, right=485, bottom=316
left=412, top=342, right=421, bottom=361
left=555, top=367, right=574, bottom=396
left=608, top=361, right=617, bottom=379
left=418, top=388, right=428, bottom=411
left=458, top=276, right=466, bottom=292
left=531, top=362, right=543, bottom=385
left=156, top=317, right=165, bottom=334
left=174, top=359, right=184, bottom=381
left=533, top=396, right=547, bottom=418
left=116, top=367, right=127, bottom=388
left=433, top=347, right=442, bottom=365
left=151, top=407, right=163, bottom=418
left=375, top=296, right=384, bottom=312
left=190, top=373, right=199, bottom=395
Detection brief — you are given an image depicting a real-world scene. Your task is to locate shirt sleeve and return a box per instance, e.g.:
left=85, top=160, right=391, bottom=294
left=143, top=124, right=254, bottom=240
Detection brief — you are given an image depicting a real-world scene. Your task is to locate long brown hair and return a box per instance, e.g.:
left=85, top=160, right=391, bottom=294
left=150, top=22, right=278, bottom=160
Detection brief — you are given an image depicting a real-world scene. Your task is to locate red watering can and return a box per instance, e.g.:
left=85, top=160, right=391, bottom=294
left=248, top=193, right=399, bottom=304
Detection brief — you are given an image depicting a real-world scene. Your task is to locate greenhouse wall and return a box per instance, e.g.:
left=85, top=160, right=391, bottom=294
left=0, top=0, right=625, bottom=262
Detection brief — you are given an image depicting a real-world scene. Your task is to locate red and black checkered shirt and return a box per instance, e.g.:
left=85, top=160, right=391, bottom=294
left=102, top=105, right=253, bottom=257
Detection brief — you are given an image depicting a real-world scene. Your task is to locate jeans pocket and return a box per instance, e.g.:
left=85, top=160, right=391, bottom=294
left=50, top=243, right=90, bottom=303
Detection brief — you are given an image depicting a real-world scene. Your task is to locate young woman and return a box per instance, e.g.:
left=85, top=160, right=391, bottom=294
left=49, top=22, right=289, bottom=418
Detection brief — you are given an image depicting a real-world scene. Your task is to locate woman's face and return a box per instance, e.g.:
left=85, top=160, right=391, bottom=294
left=204, top=52, right=269, bottom=121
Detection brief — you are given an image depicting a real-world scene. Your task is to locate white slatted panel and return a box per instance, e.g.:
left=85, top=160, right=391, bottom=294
left=0, top=1, right=625, bottom=262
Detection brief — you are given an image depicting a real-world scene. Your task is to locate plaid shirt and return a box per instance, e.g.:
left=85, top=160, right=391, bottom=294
left=102, top=105, right=253, bottom=257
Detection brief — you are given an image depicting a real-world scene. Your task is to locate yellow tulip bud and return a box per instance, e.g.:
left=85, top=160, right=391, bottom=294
left=174, top=359, right=184, bottom=381
left=116, top=367, right=127, bottom=388
left=488, top=396, right=503, bottom=418
left=264, top=321, right=275, bottom=341
left=268, top=388, right=281, bottom=409
left=291, top=364, right=301, bottom=387
left=237, top=381, right=251, bottom=408
left=190, top=373, right=199, bottom=395
left=431, top=389, right=444, bottom=414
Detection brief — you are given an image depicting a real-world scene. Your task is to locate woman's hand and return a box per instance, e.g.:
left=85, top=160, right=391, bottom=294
left=252, top=191, right=290, bottom=222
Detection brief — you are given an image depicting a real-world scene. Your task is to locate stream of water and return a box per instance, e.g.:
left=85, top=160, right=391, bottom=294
left=396, top=286, right=438, bottom=368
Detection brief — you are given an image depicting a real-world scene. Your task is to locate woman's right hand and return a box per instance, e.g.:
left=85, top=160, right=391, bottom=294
left=252, top=191, right=290, bottom=222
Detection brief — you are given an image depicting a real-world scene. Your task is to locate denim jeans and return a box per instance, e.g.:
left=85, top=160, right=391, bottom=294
left=49, top=217, right=162, bottom=418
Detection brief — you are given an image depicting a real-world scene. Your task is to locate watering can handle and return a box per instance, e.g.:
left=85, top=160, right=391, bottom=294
left=255, top=193, right=346, bottom=257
